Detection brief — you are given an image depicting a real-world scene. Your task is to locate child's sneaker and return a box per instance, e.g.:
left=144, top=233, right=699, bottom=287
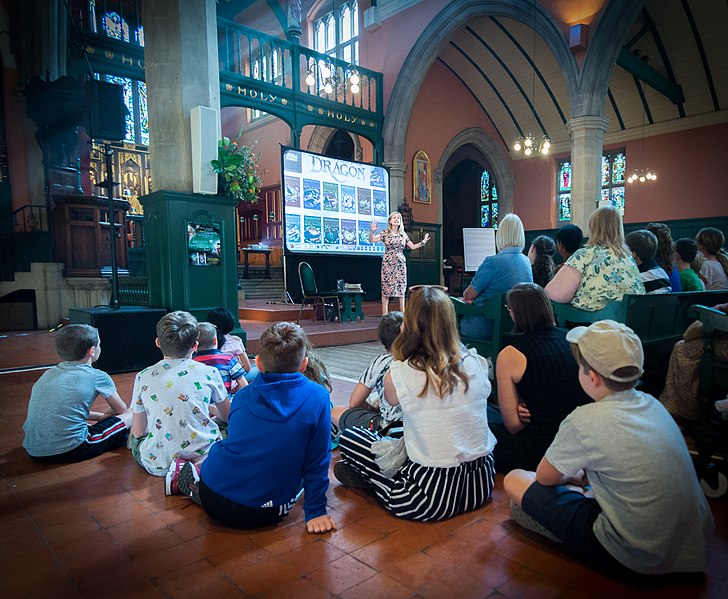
left=165, top=458, right=187, bottom=496
left=177, top=461, right=202, bottom=505
left=333, top=460, right=371, bottom=489
left=509, top=500, right=562, bottom=543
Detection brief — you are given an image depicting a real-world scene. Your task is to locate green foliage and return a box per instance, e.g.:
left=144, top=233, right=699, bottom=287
left=211, top=136, right=263, bottom=203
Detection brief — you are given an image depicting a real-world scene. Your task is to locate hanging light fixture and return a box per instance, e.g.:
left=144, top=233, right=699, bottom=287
left=305, top=58, right=360, bottom=95
left=627, top=78, right=657, bottom=184
left=512, top=0, right=549, bottom=157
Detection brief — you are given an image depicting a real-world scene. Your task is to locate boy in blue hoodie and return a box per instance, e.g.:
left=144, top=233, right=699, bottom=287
left=176, top=322, right=336, bottom=534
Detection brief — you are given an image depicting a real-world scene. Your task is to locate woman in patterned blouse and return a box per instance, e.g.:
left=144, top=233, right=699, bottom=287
left=545, top=207, right=644, bottom=311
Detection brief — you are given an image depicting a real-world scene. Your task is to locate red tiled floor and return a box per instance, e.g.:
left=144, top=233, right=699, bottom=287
left=1, top=329, right=727, bottom=598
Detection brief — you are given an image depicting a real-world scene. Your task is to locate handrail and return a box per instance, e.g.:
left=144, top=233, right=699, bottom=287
left=0, top=204, right=50, bottom=234
left=217, top=19, right=383, bottom=116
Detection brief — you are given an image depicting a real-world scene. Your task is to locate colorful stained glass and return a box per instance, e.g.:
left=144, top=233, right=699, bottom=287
left=559, top=161, right=571, bottom=191
left=103, top=12, right=129, bottom=42
left=601, top=155, right=609, bottom=186
left=481, top=205, right=490, bottom=228
left=558, top=193, right=571, bottom=221
left=611, top=186, right=625, bottom=215
left=492, top=203, right=499, bottom=228
left=612, top=152, right=625, bottom=184
left=106, top=75, right=134, bottom=142
left=601, top=188, right=610, bottom=203
left=492, top=185, right=498, bottom=202
left=135, top=26, right=144, bottom=47
left=138, top=81, right=149, bottom=145
left=480, top=170, right=490, bottom=202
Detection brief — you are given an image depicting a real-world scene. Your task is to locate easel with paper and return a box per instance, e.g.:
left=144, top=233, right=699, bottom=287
left=463, top=228, right=496, bottom=272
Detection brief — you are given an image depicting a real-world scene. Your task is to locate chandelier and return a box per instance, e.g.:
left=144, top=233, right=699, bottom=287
left=628, top=77, right=657, bottom=183
left=305, top=59, right=360, bottom=95
left=512, top=0, right=549, bottom=157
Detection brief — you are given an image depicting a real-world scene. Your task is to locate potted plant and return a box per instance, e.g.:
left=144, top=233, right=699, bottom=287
left=211, top=136, right=263, bottom=203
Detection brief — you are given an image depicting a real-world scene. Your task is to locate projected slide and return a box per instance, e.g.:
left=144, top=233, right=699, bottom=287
left=282, top=147, right=388, bottom=255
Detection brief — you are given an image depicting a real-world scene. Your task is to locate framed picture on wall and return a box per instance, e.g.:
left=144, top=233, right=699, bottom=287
left=412, top=150, right=431, bottom=204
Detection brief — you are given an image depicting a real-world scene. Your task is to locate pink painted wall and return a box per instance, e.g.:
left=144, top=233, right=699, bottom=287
left=403, top=60, right=505, bottom=223
left=613, top=123, right=728, bottom=223
left=511, top=153, right=557, bottom=230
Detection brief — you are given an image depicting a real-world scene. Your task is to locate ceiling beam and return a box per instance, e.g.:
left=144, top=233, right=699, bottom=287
left=616, top=48, right=684, bottom=105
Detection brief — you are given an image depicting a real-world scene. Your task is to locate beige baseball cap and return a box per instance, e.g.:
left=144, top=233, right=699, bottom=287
left=566, top=320, right=644, bottom=383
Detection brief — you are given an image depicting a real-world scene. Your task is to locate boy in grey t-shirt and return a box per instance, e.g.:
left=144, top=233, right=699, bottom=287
left=22, top=324, right=132, bottom=463
left=503, top=320, right=713, bottom=578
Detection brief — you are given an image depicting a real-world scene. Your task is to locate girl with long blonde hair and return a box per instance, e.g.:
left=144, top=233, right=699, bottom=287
left=336, top=286, right=496, bottom=521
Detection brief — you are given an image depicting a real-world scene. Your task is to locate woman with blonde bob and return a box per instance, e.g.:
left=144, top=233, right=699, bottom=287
left=461, top=213, right=533, bottom=338
left=546, top=206, right=643, bottom=311
left=335, top=286, right=497, bottom=521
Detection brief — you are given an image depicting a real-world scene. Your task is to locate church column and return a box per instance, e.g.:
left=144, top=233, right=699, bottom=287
left=139, top=0, right=239, bottom=321
left=566, top=115, right=608, bottom=234
left=142, top=0, right=220, bottom=191
left=383, top=160, right=406, bottom=213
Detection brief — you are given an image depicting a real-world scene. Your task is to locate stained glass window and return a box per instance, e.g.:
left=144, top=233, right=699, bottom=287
left=95, top=73, right=149, bottom=146
left=556, top=152, right=626, bottom=220
left=612, top=152, right=625, bottom=184
left=481, top=205, right=490, bottom=228
left=601, top=155, right=609, bottom=186
left=559, top=193, right=571, bottom=221
left=557, top=159, right=572, bottom=221
left=480, top=168, right=499, bottom=229
left=602, top=149, right=627, bottom=215
left=103, top=11, right=129, bottom=41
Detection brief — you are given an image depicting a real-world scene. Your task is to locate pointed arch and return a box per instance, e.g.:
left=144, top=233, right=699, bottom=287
left=383, top=0, right=578, bottom=165
left=436, top=127, right=514, bottom=219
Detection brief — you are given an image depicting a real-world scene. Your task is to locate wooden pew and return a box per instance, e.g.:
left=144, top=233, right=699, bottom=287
left=451, top=293, right=512, bottom=366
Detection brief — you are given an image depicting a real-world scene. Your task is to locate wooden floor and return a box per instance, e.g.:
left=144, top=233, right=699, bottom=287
left=0, top=328, right=727, bottom=598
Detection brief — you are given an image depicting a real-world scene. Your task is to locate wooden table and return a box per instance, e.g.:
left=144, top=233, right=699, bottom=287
left=240, top=247, right=272, bottom=279
left=338, top=291, right=365, bottom=321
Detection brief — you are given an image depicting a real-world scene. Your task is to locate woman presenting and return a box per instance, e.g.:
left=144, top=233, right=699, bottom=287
left=370, top=211, right=430, bottom=314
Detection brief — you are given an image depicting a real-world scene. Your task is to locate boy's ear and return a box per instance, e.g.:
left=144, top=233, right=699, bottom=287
left=155, top=338, right=161, bottom=349
left=255, top=354, right=264, bottom=373
left=298, top=355, right=309, bottom=373
left=589, top=368, right=603, bottom=388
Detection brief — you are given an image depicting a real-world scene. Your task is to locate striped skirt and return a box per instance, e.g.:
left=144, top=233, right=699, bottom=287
left=339, top=426, right=495, bottom=521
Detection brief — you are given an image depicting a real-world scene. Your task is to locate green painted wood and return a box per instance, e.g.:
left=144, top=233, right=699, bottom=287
left=139, top=190, right=239, bottom=324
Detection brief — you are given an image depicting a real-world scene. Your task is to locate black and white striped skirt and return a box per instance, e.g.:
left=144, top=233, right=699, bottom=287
left=339, top=426, right=495, bottom=521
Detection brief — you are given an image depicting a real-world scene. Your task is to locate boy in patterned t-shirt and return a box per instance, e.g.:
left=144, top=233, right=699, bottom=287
left=130, top=311, right=230, bottom=484
left=332, top=311, right=404, bottom=435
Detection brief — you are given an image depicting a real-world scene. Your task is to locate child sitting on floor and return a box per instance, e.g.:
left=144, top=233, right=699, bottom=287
left=130, top=311, right=230, bottom=486
left=625, top=229, right=671, bottom=294
left=176, top=322, right=336, bottom=534
left=207, top=307, right=258, bottom=381
left=193, top=322, right=247, bottom=397
left=22, top=324, right=132, bottom=463
left=504, top=320, right=713, bottom=580
left=332, top=311, right=404, bottom=436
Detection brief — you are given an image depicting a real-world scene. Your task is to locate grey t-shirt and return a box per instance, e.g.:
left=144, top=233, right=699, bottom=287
left=545, top=389, right=714, bottom=575
left=22, top=362, right=116, bottom=456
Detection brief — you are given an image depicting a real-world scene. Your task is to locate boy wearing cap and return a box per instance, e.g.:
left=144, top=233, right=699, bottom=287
left=504, top=320, right=713, bottom=578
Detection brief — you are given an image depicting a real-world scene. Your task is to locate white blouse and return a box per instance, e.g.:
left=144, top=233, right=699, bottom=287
left=389, top=348, right=496, bottom=468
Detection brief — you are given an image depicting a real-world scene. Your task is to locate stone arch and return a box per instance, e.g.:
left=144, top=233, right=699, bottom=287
left=383, top=0, right=579, bottom=165
left=576, top=0, right=645, bottom=117
left=436, top=127, right=514, bottom=229
left=307, top=126, right=363, bottom=161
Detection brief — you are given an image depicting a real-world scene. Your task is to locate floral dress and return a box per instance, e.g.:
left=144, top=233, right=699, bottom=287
left=566, top=245, right=644, bottom=311
left=381, top=231, right=408, bottom=297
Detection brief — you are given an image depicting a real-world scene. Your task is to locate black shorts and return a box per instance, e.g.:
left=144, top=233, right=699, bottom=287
left=29, top=417, right=129, bottom=464
left=199, top=478, right=289, bottom=529
left=521, top=482, right=638, bottom=578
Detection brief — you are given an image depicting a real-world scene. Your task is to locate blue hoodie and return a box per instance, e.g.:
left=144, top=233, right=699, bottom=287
left=200, top=371, right=331, bottom=521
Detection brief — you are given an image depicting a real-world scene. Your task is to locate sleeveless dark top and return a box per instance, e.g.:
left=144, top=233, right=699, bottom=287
left=491, top=326, right=591, bottom=471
